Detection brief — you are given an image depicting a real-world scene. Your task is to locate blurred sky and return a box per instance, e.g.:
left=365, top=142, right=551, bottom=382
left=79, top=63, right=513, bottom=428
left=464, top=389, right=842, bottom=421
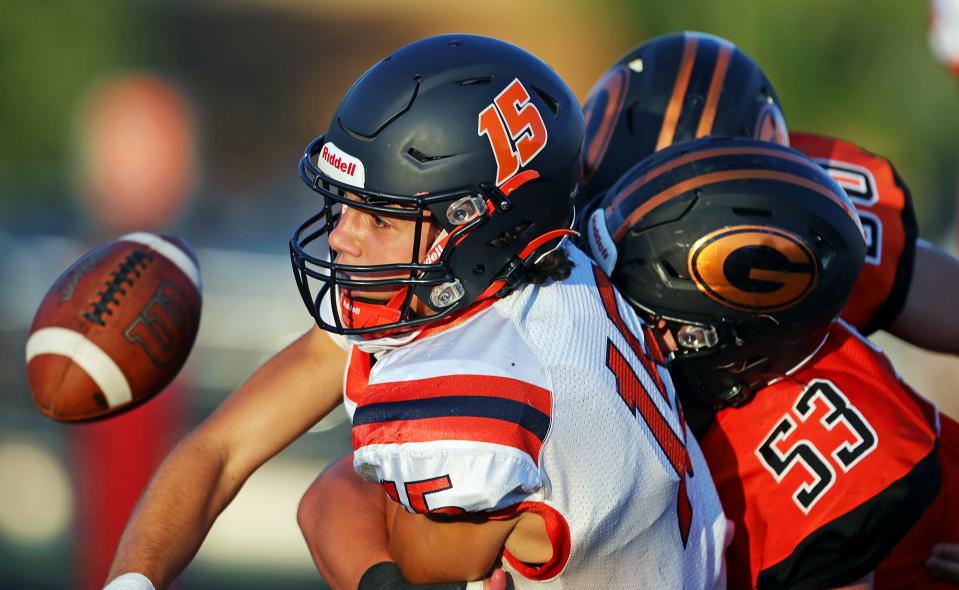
left=1, top=1, right=958, bottom=589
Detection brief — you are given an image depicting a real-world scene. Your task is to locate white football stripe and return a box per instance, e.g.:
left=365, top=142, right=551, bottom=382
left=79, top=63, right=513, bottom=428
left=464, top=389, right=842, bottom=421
left=120, top=232, right=202, bottom=290
left=25, top=327, right=132, bottom=407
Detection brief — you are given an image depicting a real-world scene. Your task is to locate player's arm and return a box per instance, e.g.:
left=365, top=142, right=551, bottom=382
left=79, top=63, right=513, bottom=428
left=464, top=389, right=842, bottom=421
left=106, top=325, right=346, bottom=589
left=299, top=454, right=392, bottom=590
left=388, top=504, right=518, bottom=584
left=928, top=544, right=959, bottom=582
left=300, top=455, right=516, bottom=590
left=887, top=239, right=959, bottom=355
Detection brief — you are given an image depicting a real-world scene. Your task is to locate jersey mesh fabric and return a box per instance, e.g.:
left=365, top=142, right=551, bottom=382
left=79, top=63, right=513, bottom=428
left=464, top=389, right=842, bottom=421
left=876, top=411, right=959, bottom=589
left=347, top=244, right=727, bottom=589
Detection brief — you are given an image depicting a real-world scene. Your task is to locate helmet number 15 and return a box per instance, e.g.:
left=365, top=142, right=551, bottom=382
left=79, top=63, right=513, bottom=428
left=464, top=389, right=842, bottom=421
left=478, top=78, right=549, bottom=187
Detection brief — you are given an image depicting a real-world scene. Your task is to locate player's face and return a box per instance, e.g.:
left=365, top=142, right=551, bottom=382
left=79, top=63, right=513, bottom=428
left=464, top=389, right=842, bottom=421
left=328, top=193, right=439, bottom=304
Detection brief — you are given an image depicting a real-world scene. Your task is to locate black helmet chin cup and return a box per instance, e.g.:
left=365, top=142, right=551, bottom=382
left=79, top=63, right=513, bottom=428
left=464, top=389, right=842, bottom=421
left=676, top=365, right=753, bottom=410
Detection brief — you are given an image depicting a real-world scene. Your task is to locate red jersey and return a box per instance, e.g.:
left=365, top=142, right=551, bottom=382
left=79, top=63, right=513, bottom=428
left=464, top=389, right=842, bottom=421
left=875, top=411, right=959, bottom=589
left=701, top=321, right=939, bottom=589
left=790, top=133, right=918, bottom=334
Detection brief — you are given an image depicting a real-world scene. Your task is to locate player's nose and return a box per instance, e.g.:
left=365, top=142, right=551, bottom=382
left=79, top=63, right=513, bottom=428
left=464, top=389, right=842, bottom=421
left=328, top=205, right=363, bottom=259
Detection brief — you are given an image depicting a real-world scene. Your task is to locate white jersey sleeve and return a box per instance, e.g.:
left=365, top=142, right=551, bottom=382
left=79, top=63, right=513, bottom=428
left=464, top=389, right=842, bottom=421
left=350, top=318, right=553, bottom=514
left=353, top=437, right=543, bottom=514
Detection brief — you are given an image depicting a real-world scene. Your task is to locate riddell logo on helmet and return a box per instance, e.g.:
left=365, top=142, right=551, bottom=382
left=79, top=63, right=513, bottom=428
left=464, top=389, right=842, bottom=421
left=323, top=147, right=357, bottom=176
left=318, top=142, right=366, bottom=188
left=587, top=209, right=617, bottom=276
left=422, top=230, right=451, bottom=266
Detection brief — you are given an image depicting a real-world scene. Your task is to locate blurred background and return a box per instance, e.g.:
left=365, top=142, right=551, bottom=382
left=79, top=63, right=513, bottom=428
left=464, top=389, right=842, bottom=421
left=1, top=1, right=958, bottom=588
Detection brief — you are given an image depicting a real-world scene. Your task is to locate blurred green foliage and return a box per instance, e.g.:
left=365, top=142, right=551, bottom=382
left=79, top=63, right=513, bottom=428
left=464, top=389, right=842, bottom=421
left=1, top=1, right=956, bottom=237
left=614, top=0, right=959, bottom=237
left=0, top=1, right=151, bottom=200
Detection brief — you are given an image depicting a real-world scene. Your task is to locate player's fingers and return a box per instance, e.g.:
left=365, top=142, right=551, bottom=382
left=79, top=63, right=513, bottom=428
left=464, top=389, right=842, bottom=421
left=933, top=543, right=959, bottom=560
left=927, top=555, right=959, bottom=582
left=484, top=568, right=508, bottom=590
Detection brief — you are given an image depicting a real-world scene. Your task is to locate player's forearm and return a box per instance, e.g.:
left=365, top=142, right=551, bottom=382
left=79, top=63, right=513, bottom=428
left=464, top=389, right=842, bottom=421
left=389, top=508, right=513, bottom=584
left=888, top=240, right=959, bottom=355
left=106, top=431, right=240, bottom=589
left=298, top=455, right=393, bottom=590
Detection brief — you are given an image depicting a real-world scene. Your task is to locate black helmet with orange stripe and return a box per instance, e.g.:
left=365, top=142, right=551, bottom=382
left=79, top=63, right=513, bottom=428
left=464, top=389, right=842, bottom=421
left=578, top=31, right=787, bottom=211
left=585, top=137, right=865, bottom=410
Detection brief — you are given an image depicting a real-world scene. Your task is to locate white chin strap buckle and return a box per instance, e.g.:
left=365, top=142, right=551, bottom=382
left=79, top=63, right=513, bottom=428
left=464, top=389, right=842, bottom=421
left=446, top=195, right=487, bottom=225
left=677, top=324, right=719, bottom=350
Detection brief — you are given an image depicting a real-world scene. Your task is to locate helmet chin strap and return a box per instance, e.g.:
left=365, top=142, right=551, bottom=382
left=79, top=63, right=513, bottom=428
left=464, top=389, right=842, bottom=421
left=337, top=227, right=450, bottom=334
left=338, top=287, right=406, bottom=332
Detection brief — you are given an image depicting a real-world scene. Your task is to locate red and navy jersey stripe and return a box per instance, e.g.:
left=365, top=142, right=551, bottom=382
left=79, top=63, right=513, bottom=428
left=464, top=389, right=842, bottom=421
left=352, top=374, right=552, bottom=463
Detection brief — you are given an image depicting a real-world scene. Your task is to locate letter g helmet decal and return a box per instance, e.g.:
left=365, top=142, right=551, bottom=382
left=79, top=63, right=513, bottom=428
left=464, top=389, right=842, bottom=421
left=595, top=136, right=864, bottom=407
left=688, top=225, right=819, bottom=312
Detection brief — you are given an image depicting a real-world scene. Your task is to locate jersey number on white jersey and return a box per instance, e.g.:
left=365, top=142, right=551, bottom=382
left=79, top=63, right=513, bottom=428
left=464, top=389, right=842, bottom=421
left=594, top=266, right=694, bottom=546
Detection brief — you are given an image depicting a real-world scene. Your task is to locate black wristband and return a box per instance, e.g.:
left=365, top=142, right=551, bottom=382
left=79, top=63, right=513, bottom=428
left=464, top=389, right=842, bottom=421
left=358, top=562, right=467, bottom=590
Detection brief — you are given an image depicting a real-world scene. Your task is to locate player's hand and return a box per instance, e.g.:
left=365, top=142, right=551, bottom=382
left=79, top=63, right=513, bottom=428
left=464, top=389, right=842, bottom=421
left=358, top=562, right=508, bottom=590
left=483, top=569, right=508, bottom=590
left=928, top=544, right=959, bottom=582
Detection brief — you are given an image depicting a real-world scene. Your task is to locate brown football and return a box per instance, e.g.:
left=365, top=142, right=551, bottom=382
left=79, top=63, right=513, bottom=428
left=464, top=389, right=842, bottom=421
left=25, top=232, right=202, bottom=421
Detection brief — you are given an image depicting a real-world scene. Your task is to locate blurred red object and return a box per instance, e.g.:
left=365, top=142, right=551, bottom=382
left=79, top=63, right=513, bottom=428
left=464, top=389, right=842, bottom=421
left=76, top=74, right=197, bottom=233
left=70, top=73, right=197, bottom=589
left=70, top=384, right=187, bottom=590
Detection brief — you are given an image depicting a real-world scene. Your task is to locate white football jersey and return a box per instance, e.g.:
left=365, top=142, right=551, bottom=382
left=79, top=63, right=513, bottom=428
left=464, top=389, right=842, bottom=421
left=344, top=245, right=727, bottom=589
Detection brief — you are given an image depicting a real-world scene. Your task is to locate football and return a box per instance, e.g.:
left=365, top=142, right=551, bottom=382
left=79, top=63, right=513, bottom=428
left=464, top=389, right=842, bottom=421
left=25, top=232, right=202, bottom=421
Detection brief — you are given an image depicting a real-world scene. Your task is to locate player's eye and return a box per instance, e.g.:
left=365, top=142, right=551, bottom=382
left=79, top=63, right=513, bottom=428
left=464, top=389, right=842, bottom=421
left=371, top=214, right=391, bottom=229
